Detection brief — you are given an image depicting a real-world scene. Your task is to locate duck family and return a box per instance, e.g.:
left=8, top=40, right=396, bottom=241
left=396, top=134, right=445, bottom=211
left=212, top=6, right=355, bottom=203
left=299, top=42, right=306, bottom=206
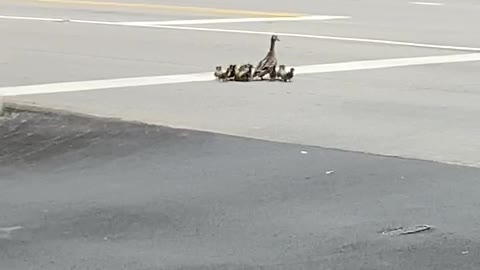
left=213, top=35, right=295, bottom=83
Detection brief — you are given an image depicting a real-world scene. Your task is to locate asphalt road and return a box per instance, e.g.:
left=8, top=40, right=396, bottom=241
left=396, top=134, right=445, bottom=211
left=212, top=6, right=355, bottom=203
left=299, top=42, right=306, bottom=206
left=2, top=0, right=480, bottom=269
left=2, top=109, right=480, bottom=270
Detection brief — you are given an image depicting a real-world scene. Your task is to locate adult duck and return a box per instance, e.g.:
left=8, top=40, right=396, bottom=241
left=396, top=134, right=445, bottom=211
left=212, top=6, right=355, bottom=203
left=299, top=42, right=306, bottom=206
left=253, top=35, right=280, bottom=79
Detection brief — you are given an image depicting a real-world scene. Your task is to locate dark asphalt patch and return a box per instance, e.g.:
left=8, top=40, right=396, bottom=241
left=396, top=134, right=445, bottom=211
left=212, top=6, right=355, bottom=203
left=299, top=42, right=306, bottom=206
left=0, top=108, right=199, bottom=169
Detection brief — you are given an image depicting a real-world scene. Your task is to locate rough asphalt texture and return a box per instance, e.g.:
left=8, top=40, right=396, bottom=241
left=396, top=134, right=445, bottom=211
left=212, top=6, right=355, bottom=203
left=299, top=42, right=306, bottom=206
left=1, top=110, right=480, bottom=270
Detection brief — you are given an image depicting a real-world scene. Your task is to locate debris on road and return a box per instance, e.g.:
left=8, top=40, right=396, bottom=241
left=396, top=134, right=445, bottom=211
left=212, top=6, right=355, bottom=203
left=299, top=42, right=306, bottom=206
left=300, top=150, right=308, bottom=154
left=382, top=224, right=432, bottom=236
left=325, top=170, right=335, bottom=175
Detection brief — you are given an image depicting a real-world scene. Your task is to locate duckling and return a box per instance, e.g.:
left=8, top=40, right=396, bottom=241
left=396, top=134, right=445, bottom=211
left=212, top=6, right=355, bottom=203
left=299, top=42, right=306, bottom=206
left=282, top=68, right=295, bottom=82
left=234, top=65, right=244, bottom=81
left=238, top=64, right=254, bottom=81
left=254, top=35, right=280, bottom=80
left=219, top=71, right=230, bottom=82
left=238, top=64, right=251, bottom=72
left=214, top=66, right=225, bottom=81
left=276, top=65, right=286, bottom=80
left=269, top=65, right=277, bottom=81
left=234, top=64, right=250, bottom=81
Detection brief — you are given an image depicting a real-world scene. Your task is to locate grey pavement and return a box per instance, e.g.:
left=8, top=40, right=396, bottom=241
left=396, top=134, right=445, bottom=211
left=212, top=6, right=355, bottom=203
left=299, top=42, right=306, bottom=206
left=1, top=109, right=480, bottom=270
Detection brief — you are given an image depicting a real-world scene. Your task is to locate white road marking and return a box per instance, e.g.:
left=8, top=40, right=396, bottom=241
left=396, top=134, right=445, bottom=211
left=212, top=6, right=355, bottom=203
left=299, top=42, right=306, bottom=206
left=0, top=72, right=212, bottom=96
left=0, top=15, right=66, bottom=22
left=146, top=24, right=480, bottom=52
left=0, top=15, right=127, bottom=25
left=1, top=14, right=479, bottom=52
left=410, top=2, right=444, bottom=6
left=2, top=53, right=480, bottom=97
left=0, top=15, right=350, bottom=26
left=122, top=15, right=350, bottom=26
left=295, top=53, right=480, bottom=74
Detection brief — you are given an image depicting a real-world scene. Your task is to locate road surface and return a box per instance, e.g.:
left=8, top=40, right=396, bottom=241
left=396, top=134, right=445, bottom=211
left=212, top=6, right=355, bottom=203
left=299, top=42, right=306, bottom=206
left=1, top=0, right=480, bottom=269
left=2, top=109, right=480, bottom=270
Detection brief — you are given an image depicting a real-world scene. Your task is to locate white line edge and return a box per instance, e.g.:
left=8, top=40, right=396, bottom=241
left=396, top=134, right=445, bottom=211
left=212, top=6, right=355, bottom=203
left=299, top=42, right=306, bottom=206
left=410, top=2, right=445, bottom=6
left=1, top=15, right=479, bottom=52
left=121, top=15, right=350, bottom=26
left=0, top=14, right=478, bottom=52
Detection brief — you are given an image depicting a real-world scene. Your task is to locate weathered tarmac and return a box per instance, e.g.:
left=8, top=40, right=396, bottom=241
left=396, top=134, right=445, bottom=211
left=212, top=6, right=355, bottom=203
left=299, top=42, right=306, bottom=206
left=1, top=109, right=480, bottom=269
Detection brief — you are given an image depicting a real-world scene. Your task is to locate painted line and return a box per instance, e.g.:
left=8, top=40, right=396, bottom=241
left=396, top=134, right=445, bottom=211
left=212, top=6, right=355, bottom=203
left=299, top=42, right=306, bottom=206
left=0, top=15, right=66, bottom=22
left=35, top=0, right=304, bottom=17
left=2, top=53, right=480, bottom=97
left=145, top=25, right=480, bottom=52
left=0, top=72, right=212, bottom=96
left=295, top=53, right=480, bottom=74
left=0, top=15, right=124, bottom=26
left=1, top=14, right=479, bottom=53
left=410, top=2, right=444, bottom=6
left=122, top=15, right=350, bottom=26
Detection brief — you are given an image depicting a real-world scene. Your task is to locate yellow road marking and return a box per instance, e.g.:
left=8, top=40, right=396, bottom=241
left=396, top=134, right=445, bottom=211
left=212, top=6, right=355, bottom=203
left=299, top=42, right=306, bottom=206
left=34, top=0, right=304, bottom=17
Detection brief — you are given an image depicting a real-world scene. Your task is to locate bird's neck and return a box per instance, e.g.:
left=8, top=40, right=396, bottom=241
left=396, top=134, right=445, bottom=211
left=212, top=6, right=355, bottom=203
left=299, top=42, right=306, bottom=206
left=269, top=40, right=276, bottom=52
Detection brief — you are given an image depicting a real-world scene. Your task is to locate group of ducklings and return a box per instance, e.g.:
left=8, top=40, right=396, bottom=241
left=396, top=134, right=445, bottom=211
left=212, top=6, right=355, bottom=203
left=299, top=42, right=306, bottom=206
left=214, top=35, right=294, bottom=83
left=214, top=64, right=294, bottom=82
left=214, top=64, right=254, bottom=82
